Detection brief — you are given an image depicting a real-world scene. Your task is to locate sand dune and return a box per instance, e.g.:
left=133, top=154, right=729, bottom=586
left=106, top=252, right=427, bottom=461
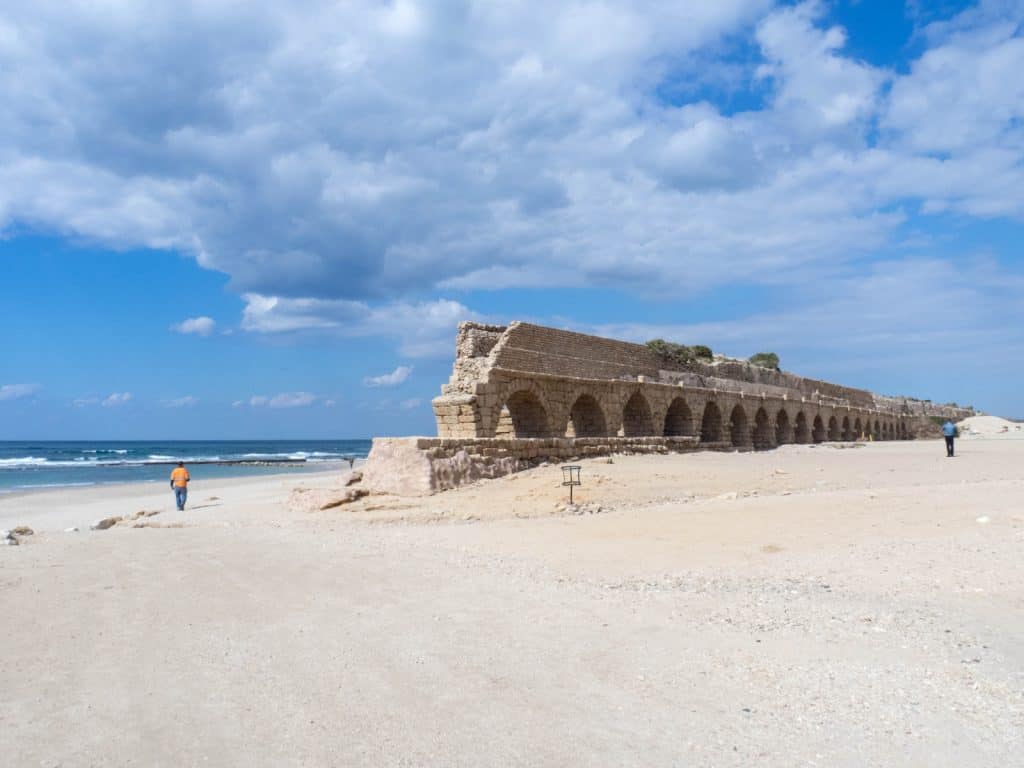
left=957, top=414, right=1024, bottom=438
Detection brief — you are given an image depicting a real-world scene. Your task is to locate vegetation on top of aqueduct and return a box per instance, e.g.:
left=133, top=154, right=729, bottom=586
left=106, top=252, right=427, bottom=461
left=749, top=352, right=781, bottom=370
left=646, top=339, right=714, bottom=366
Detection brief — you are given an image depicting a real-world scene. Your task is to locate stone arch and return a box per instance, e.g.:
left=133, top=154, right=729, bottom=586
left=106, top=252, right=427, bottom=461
left=621, top=391, right=655, bottom=437
left=886, top=422, right=894, bottom=440
left=873, top=420, right=881, bottom=440
left=752, top=407, right=773, bottom=450
left=701, top=402, right=723, bottom=443
left=496, top=389, right=552, bottom=438
left=854, top=417, right=863, bottom=440
left=794, top=412, right=810, bottom=444
left=828, top=415, right=840, bottom=441
left=812, top=414, right=826, bottom=443
left=663, top=397, right=694, bottom=437
left=565, top=393, right=607, bottom=438
left=900, top=422, right=908, bottom=439
left=775, top=409, right=792, bottom=445
left=841, top=416, right=852, bottom=441
left=729, top=404, right=750, bottom=449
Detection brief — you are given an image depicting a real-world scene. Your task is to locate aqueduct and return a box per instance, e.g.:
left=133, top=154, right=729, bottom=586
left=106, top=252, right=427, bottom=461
left=430, top=321, right=962, bottom=450
left=362, top=321, right=972, bottom=495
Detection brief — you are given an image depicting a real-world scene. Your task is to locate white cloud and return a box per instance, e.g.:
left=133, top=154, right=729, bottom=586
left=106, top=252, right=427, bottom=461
left=242, top=295, right=473, bottom=357
left=363, top=365, right=413, bottom=388
left=162, top=395, right=198, bottom=408
left=171, top=316, right=216, bottom=336
left=588, top=256, right=1024, bottom=387
left=102, top=392, right=132, bottom=407
left=400, top=397, right=422, bottom=410
left=0, top=0, right=1021, bottom=342
left=249, top=392, right=317, bottom=408
left=72, top=397, right=99, bottom=407
left=0, top=383, right=38, bottom=401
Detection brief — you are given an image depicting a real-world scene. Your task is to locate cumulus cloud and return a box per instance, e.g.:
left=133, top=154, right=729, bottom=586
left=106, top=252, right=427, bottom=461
left=72, top=397, right=100, bottom=407
left=162, top=395, right=198, bottom=408
left=0, top=0, right=1021, bottom=337
left=400, top=398, right=422, bottom=410
left=0, top=383, right=38, bottom=401
left=171, top=316, right=216, bottom=336
left=102, top=392, right=133, bottom=407
left=590, top=256, right=1024, bottom=387
left=249, top=392, right=317, bottom=408
left=363, top=366, right=413, bottom=388
left=242, top=296, right=472, bottom=357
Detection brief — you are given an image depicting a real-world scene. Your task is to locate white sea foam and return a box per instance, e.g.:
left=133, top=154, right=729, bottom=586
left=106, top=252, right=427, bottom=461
left=0, top=456, right=48, bottom=467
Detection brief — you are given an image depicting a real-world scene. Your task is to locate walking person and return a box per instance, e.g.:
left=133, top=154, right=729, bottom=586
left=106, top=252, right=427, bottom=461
left=942, top=420, right=957, bottom=458
left=170, top=461, right=190, bottom=510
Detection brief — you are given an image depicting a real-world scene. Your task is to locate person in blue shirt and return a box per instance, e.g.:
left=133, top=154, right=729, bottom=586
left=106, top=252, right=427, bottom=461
left=942, top=420, right=957, bottom=457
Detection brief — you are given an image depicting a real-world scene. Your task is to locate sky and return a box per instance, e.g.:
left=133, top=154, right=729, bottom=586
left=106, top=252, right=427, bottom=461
left=1, top=0, right=1023, bottom=439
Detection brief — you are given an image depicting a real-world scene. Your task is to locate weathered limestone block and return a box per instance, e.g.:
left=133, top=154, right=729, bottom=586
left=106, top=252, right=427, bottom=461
left=361, top=437, right=436, bottom=496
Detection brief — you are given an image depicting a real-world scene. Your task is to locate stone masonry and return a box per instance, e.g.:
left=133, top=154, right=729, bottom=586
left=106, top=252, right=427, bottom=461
left=361, top=321, right=972, bottom=495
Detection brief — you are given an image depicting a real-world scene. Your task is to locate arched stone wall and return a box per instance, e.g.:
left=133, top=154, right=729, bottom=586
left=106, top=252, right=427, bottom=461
left=663, top=397, right=694, bottom=437
left=841, top=416, right=852, bottom=441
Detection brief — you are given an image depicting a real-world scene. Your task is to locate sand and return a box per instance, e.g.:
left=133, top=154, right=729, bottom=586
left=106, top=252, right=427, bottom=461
left=957, top=414, right=1024, bottom=438
left=2, top=439, right=1023, bottom=766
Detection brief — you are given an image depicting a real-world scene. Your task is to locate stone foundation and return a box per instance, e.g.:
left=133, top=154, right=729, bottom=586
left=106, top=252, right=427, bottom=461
left=361, top=436, right=701, bottom=496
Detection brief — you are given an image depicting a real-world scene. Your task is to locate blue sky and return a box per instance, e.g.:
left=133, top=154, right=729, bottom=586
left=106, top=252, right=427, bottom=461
left=2, top=0, right=1023, bottom=438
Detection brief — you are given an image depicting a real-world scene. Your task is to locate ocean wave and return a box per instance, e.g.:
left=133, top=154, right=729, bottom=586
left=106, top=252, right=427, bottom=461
left=13, top=481, right=98, bottom=489
left=0, top=456, right=48, bottom=467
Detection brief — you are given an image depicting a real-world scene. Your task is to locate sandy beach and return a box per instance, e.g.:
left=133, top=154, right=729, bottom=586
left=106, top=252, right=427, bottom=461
left=2, top=438, right=1023, bottom=766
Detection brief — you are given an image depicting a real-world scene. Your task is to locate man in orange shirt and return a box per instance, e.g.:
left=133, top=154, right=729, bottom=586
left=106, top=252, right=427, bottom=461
left=170, top=461, right=190, bottom=510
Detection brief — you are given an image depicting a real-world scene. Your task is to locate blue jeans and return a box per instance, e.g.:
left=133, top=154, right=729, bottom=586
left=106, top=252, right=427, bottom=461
left=174, top=487, right=187, bottom=510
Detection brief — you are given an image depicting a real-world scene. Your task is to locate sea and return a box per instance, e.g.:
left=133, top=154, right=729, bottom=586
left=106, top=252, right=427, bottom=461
left=0, top=440, right=372, bottom=493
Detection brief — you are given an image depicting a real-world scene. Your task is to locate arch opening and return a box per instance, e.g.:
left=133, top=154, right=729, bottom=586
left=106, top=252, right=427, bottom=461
left=812, top=415, right=826, bottom=443
left=621, top=392, right=655, bottom=437
left=729, top=405, right=750, bottom=449
left=854, top=417, right=863, bottom=440
left=842, top=416, right=852, bottom=441
left=663, top=397, right=694, bottom=437
left=794, top=412, right=810, bottom=444
left=828, top=416, right=840, bottom=441
left=775, top=410, right=792, bottom=445
left=566, top=394, right=607, bottom=438
left=701, top=402, right=723, bottom=443
left=873, top=420, right=881, bottom=441
left=753, top=407, right=773, bottom=450
left=495, top=390, right=551, bottom=438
